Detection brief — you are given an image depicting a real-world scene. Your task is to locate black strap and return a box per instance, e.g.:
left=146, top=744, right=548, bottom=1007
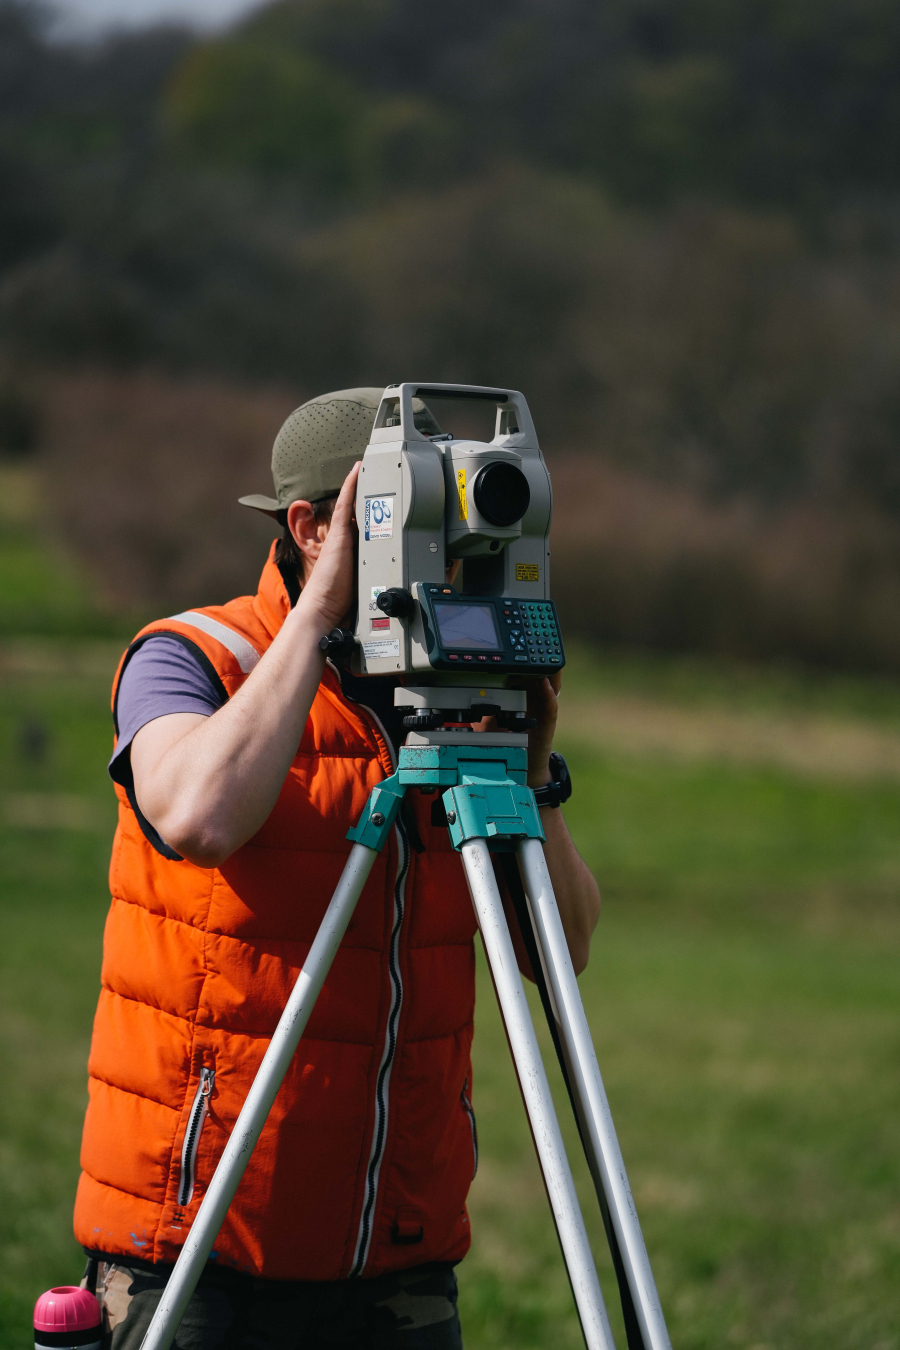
left=81, top=1254, right=99, bottom=1295
left=494, top=852, right=647, bottom=1350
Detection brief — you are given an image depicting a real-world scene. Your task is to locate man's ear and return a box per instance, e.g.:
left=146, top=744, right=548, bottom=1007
left=287, top=500, right=328, bottom=569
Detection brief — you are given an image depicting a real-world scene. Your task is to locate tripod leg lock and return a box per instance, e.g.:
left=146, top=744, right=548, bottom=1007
left=442, top=781, right=544, bottom=849
left=346, top=772, right=406, bottom=850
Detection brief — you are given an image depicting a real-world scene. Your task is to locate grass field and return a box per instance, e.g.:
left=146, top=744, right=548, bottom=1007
left=1, top=640, right=899, bottom=1349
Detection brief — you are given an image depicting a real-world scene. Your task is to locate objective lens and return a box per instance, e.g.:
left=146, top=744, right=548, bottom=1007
left=472, top=462, right=531, bottom=527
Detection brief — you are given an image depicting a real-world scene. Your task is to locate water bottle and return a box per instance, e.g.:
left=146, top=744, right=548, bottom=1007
left=34, top=1287, right=102, bottom=1350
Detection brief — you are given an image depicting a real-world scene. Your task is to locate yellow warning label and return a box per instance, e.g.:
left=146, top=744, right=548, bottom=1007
left=457, top=469, right=467, bottom=521
left=516, top=562, right=539, bottom=582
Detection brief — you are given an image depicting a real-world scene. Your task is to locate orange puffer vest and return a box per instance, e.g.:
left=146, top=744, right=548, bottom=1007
left=74, top=548, right=479, bottom=1281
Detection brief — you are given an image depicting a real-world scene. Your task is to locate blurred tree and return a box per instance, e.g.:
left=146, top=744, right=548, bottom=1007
left=0, top=150, right=60, bottom=272
left=4, top=0, right=900, bottom=666
left=233, top=0, right=900, bottom=210
left=349, top=96, right=462, bottom=193
left=163, top=40, right=362, bottom=190
left=0, top=376, right=39, bottom=456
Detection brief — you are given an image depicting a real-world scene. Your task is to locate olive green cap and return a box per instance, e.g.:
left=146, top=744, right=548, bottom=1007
left=239, top=387, right=384, bottom=518
left=240, top=386, right=443, bottom=518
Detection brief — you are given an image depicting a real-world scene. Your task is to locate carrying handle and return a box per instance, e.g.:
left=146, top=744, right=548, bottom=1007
left=373, top=382, right=538, bottom=448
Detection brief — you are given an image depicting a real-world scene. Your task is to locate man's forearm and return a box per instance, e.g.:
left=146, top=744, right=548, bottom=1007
left=131, top=599, right=331, bottom=865
left=537, top=804, right=600, bottom=975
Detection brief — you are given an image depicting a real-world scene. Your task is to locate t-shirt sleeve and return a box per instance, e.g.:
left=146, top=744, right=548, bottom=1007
left=109, top=634, right=226, bottom=789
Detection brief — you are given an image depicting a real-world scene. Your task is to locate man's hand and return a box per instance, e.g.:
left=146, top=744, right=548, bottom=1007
left=515, top=672, right=562, bottom=786
left=295, top=462, right=360, bottom=632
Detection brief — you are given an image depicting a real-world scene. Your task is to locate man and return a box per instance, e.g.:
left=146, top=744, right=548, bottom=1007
left=75, top=388, right=599, bottom=1348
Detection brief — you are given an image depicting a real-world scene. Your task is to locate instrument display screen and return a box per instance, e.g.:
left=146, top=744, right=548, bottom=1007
left=433, top=601, right=502, bottom=650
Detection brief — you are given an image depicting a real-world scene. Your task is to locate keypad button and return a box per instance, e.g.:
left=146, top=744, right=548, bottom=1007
left=462, top=654, right=473, bottom=661
left=515, top=654, right=528, bottom=662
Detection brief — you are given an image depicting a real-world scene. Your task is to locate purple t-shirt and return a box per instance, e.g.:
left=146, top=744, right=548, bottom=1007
left=110, top=630, right=407, bottom=860
left=110, top=636, right=225, bottom=790
left=110, top=635, right=405, bottom=794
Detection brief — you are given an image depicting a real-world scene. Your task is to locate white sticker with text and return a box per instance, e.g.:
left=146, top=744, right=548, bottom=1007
left=364, top=497, right=394, bottom=541
left=363, top=638, right=401, bottom=660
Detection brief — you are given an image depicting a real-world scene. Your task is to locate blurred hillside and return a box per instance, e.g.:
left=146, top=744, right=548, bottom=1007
left=4, top=0, right=900, bottom=664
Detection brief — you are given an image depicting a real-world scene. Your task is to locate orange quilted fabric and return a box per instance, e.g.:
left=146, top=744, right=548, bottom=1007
left=74, top=548, right=478, bottom=1280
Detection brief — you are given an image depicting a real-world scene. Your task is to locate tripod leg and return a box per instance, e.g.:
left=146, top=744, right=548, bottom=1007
left=496, top=853, right=646, bottom=1350
left=460, top=838, right=617, bottom=1350
left=516, top=837, right=672, bottom=1350
left=139, top=842, right=382, bottom=1350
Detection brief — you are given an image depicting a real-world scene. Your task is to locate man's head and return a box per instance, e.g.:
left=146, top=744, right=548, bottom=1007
left=241, top=386, right=444, bottom=590
left=240, top=387, right=384, bottom=589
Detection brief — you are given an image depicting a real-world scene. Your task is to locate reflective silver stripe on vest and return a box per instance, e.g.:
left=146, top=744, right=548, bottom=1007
left=167, top=611, right=261, bottom=674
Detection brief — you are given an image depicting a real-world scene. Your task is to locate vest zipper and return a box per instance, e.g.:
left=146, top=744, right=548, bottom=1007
left=349, top=811, right=409, bottom=1276
left=177, top=1067, right=214, bottom=1207
left=461, top=1075, right=479, bottom=1179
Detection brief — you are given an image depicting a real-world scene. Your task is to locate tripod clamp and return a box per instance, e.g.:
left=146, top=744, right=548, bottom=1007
left=347, top=739, right=544, bottom=853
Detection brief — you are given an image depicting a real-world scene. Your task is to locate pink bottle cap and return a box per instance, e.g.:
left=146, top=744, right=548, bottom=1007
left=34, top=1287, right=101, bottom=1334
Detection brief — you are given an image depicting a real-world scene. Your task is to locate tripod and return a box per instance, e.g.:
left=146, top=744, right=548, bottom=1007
left=139, top=717, right=672, bottom=1350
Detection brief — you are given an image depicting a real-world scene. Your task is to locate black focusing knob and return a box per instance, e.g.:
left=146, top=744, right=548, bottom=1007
left=376, top=587, right=415, bottom=618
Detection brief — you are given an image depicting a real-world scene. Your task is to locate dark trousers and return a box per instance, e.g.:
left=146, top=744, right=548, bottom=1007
left=85, top=1258, right=463, bottom=1349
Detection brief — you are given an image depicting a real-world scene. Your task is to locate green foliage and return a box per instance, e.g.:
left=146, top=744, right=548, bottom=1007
left=230, top=0, right=900, bottom=209
left=6, top=0, right=900, bottom=667
left=162, top=32, right=461, bottom=195
left=349, top=96, right=461, bottom=193
left=0, top=468, right=124, bottom=639
left=164, top=41, right=362, bottom=189
left=576, top=55, right=735, bottom=202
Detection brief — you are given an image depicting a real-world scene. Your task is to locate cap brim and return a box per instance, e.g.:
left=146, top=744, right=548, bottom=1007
left=238, top=494, right=282, bottom=519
